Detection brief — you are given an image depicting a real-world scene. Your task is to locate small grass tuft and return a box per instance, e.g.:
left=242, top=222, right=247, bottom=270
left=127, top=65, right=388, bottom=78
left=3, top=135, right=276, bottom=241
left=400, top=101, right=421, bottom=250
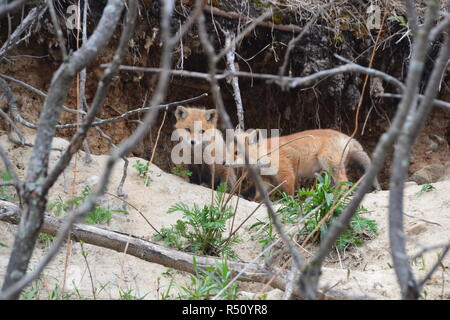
left=38, top=233, right=55, bottom=248
left=0, top=171, right=19, bottom=201
left=118, top=288, right=149, bottom=300
left=46, top=186, right=128, bottom=225
left=415, top=183, right=435, bottom=197
left=132, top=160, right=152, bottom=186
left=171, top=164, right=192, bottom=179
left=175, top=257, right=240, bottom=300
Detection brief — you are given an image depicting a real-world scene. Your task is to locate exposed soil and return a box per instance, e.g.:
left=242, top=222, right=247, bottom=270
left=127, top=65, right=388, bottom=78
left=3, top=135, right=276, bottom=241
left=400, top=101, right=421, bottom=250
left=0, top=135, right=449, bottom=300
left=1, top=1, right=448, bottom=190
left=0, top=0, right=449, bottom=300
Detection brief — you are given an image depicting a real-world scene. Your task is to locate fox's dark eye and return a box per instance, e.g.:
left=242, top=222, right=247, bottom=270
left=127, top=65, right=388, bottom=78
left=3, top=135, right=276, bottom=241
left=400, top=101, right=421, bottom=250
left=185, top=128, right=191, bottom=133
left=200, top=129, right=205, bottom=134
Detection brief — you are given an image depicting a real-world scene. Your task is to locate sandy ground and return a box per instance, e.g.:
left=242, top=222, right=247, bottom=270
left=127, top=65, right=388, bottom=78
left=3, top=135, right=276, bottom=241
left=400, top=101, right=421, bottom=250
left=0, top=135, right=449, bottom=300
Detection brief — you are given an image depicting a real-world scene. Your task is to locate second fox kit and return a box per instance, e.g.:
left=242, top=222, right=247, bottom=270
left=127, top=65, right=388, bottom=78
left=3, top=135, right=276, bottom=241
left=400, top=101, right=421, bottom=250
left=228, top=129, right=381, bottom=200
left=174, top=106, right=236, bottom=189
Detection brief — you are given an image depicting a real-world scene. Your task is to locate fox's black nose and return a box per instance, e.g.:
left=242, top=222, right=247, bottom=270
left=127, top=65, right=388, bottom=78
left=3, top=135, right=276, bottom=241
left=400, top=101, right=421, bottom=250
left=191, top=140, right=195, bottom=145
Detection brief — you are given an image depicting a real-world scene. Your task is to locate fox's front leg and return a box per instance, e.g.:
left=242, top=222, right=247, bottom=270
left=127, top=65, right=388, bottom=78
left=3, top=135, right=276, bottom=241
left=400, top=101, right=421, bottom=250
left=214, top=165, right=236, bottom=191
left=225, top=167, right=237, bottom=191
left=331, top=165, right=349, bottom=189
left=253, top=180, right=271, bottom=202
left=277, top=167, right=296, bottom=196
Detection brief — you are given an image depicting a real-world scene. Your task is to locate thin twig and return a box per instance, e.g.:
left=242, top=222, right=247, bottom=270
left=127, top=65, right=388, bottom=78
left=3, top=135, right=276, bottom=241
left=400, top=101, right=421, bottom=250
left=48, top=0, right=67, bottom=60
left=0, top=0, right=129, bottom=299
left=105, top=191, right=160, bottom=235
left=79, top=241, right=97, bottom=300
left=223, top=30, right=245, bottom=130
left=0, top=0, right=28, bottom=18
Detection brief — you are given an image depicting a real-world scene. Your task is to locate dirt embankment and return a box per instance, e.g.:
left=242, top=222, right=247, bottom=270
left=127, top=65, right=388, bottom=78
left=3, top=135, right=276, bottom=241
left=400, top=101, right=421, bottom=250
left=0, top=1, right=448, bottom=189
left=0, top=1, right=449, bottom=300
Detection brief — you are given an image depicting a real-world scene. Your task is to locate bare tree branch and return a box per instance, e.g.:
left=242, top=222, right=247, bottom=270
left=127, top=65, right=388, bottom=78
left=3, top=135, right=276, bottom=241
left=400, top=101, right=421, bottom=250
left=0, top=97, right=25, bottom=145
left=410, top=240, right=450, bottom=261
left=0, top=74, right=82, bottom=116
left=278, top=0, right=335, bottom=77
left=0, top=145, right=21, bottom=199
left=379, top=93, right=450, bottom=111
left=41, top=0, right=138, bottom=195
left=1, top=0, right=126, bottom=299
left=113, top=60, right=405, bottom=93
left=0, top=75, right=36, bottom=129
left=215, top=9, right=273, bottom=62
left=0, top=0, right=177, bottom=300
left=429, top=10, right=450, bottom=41
left=53, top=93, right=209, bottom=129
left=297, top=0, right=442, bottom=299
left=0, top=200, right=283, bottom=293
left=0, top=5, right=44, bottom=61
left=47, top=0, right=67, bottom=60
left=405, top=0, right=419, bottom=36
left=223, top=30, right=244, bottom=129
left=0, top=0, right=28, bottom=19
left=388, top=27, right=450, bottom=300
left=113, top=63, right=449, bottom=110
left=0, top=72, right=207, bottom=129
left=418, top=243, right=450, bottom=289
left=79, top=0, right=92, bottom=163
left=0, top=199, right=375, bottom=300
left=196, top=9, right=305, bottom=284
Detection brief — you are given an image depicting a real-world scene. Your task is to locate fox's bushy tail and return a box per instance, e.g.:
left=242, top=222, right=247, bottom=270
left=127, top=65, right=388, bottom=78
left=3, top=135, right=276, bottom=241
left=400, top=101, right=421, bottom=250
left=349, top=140, right=381, bottom=190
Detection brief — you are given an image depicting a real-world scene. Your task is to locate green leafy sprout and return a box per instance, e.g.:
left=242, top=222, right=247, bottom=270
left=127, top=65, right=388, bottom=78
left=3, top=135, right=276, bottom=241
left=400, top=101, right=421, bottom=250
left=153, top=183, right=239, bottom=258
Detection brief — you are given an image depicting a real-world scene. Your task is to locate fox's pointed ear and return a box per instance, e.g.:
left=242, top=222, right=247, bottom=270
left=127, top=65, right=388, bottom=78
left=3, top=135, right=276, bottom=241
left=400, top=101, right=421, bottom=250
left=205, top=109, right=218, bottom=122
left=256, top=129, right=266, bottom=141
left=235, top=124, right=244, bottom=133
left=175, top=106, right=187, bottom=120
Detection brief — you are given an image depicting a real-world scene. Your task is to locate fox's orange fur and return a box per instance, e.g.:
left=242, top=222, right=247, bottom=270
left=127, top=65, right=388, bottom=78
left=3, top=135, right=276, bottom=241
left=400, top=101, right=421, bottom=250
left=228, top=129, right=380, bottom=200
left=174, top=106, right=236, bottom=189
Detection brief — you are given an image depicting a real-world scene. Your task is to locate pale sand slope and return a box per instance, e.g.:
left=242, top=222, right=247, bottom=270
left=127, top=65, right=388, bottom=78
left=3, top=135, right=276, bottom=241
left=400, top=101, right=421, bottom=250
left=0, top=135, right=449, bottom=299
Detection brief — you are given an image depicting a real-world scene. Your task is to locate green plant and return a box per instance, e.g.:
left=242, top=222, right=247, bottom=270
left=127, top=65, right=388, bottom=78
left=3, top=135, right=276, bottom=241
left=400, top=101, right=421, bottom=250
left=132, top=160, right=152, bottom=186
left=47, top=187, right=127, bottom=225
left=415, top=183, right=435, bottom=197
left=0, top=171, right=19, bottom=201
left=118, top=288, right=148, bottom=300
left=20, top=280, right=42, bottom=300
left=420, top=289, right=429, bottom=300
left=0, top=241, right=9, bottom=248
left=412, top=256, right=427, bottom=271
left=276, top=172, right=377, bottom=251
left=387, top=13, right=407, bottom=27
left=176, top=257, right=239, bottom=300
left=48, top=284, right=75, bottom=300
left=157, top=277, right=175, bottom=300
left=153, top=183, right=238, bottom=258
left=248, top=219, right=276, bottom=250
left=275, top=190, right=303, bottom=224
left=38, top=233, right=55, bottom=248
left=46, top=197, right=70, bottom=217
left=71, top=283, right=86, bottom=300
left=171, top=164, right=192, bottom=179
left=46, top=191, right=89, bottom=218
left=257, top=292, right=268, bottom=300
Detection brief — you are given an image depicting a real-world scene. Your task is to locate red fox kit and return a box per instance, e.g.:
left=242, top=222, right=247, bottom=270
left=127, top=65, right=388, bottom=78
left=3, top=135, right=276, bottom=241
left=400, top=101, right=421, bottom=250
left=173, top=106, right=236, bottom=189
left=227, top=128, right=380, bottom=200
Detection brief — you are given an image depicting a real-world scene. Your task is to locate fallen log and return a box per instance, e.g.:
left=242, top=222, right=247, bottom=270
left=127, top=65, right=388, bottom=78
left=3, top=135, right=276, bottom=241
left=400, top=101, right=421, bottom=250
left=0, top=199, right=375, bottom=299
left=0, top=199, right=288, bottom=293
